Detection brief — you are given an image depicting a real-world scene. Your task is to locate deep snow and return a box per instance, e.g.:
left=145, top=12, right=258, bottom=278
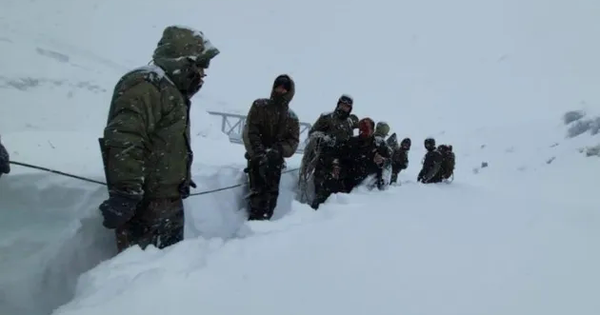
left=1, top=0, right=599, bottom=314
left=52, top=183, right=600, bottom=315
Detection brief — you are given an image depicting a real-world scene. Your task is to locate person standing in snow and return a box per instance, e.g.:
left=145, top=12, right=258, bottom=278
left=98, top=25, right=220, bottom=252
left=374, top=121, right=390, bottom=140
left=417, top=138, right=443, bottom=183
left=308, top=94, right=356, bottom=143
left=298, top=95, right=356, bottom=205
left=390, top=137, right=411, bottom=184
left=0, top=137, right=10, bottom=178
left=242, top=74, right=300, bottom=220
left=373, top=121, right=394, bottom=163
left=436, top=144, right=455, bottom=181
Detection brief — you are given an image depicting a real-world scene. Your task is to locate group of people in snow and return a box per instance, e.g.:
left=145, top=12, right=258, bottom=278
left=297, top=96, right=455, bottom=209
left=0, top=25, right=455, bottom=254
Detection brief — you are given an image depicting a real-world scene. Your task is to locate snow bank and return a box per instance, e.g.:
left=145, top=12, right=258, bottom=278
left=51, top=182, right=600, bottom=315
left=0, top=163, right=299, bottom=315
left=0, top=173, right=112, bottom=315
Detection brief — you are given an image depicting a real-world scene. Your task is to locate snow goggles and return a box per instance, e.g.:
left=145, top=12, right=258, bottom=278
left=338, top=95, right=353, bottom=106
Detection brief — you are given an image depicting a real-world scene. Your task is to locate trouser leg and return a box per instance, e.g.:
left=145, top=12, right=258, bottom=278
left=311, top=173, right=331, bottom=210
left=115, top=198, right=185, bottom=252
left=247, top=158, right=282, bottom=221
left=265, top=163, right=283, bottom=219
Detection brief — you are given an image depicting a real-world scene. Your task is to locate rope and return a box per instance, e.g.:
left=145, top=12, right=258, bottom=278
left=9, top=160, right=299, bottom=197
left=9, top=161, right=107, bottom=185
left=189, top=167, right=300, bottom=196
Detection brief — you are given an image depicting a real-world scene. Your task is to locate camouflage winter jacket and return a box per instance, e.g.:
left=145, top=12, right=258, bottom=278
left=309, top=111, right=355, bottom=144
left=242, top=75, right=300, bottom=159
left=101, top=26, right=219, bottom=199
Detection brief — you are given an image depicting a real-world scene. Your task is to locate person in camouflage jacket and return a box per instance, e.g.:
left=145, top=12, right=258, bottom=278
left=242, top=74, right=300, bottom=220
left=98, top=25, right=220, bottom=252
left=0, top=137, right=10, bottom=178
left=308, top=94, right=356, bottom=144
left=374, top=121, right=390, bottom=139
left=300, top=94, right=355, bottom=205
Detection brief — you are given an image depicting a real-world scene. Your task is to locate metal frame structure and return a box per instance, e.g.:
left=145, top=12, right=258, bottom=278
left=207, top=110, right=312, bottom=154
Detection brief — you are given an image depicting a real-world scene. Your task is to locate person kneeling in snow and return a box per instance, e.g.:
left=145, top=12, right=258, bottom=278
left=0, top=137, right=10, bottom=178
left=242, top=74, right=300, bottom=221
left=98, top=25, right=220, bottom=252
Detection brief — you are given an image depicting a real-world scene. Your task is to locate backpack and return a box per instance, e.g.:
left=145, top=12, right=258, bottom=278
left=438, top=145, right=455, bottom=180
left=386, top=133, right=398, bottom=150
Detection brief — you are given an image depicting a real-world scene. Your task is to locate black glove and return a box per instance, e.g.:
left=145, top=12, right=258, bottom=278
left=0, top=141, right=10, bottom=176
left=98, top=192, right=141, bottom=229
left=267, top=144, right=283, bottom=162
left=179, top=179, right=197, bottom=199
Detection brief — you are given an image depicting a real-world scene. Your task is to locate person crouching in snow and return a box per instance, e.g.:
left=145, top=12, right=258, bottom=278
left=312, top=117, right=391, bottom=210
left=342, top=118, right=392, bottom=191
left=98, top=25, right=220, bottom=252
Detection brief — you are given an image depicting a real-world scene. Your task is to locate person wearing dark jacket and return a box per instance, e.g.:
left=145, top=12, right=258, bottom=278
left=0, top=137, right=10, bottom=178
left=417, top=138, right=443, bottom=183
left=298, top=94, right=356, bottom=206
left=390, top=137, right=411, bottom=184
left=242, top=74, right=300, bottom=220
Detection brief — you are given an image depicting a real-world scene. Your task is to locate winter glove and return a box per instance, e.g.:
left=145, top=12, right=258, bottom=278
left=331, top=159, right=341, bottom=179
left=179, top=179, right=197, bottom=199
left=250, top=153, right=269, bottom=180
left=0, top=141, right=10, bottom=176
left=373, top=152, right=384, bottom=166
left=267, top=143, right=283, bottom=162
left=98, top=192, right=141, bottom=229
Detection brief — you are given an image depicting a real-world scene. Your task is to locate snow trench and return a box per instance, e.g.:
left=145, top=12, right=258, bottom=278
left=0, top=165, right=299, bottom=315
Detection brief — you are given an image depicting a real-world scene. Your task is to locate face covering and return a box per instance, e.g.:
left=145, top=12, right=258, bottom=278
left=335, top=108, right=350, bottom=119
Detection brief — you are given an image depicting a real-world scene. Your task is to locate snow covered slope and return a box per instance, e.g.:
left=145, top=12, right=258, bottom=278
left=53, top=183, right=600, bottom=315
left=0, top=0, right=599, bottom=314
